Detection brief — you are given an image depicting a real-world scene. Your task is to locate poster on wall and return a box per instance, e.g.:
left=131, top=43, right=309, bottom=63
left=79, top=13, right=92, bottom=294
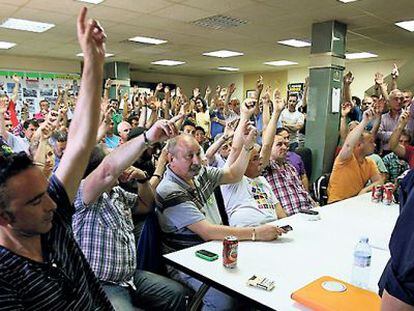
left=0, top=70, right=80, bottom=118
left=288, top=83, right=305, bottom=112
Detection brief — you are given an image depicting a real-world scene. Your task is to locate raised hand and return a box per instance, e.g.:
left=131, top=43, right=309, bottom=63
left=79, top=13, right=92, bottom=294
left=391, top=63, right=399, bottom=79
left=399, top=108, right=410, bottom=127
left=223, top=119, right=238, bottom=139
left=273, top=93, right=285, bottom=112
left=341, top=102, right=352, bottom=117
left=373, top=99, right=385, bottom=117
left=256, top=75, right=264, bottom=93
left=164, top=85, right=170, bottom=94
left=40, top=120, right=54, bottom=140
left=156, top=82, right=163, bottom=92
left=105, top=78, right=112, bottom=89
left=145, top=114, right=184, bottom=143
left=374, top=72, right=384, bottom=85
left=77, top=7, right=106, bottom=65
left=343, top=71, right=354, bottom=85
left=227, top=83, right=236, bottom=95
left=241, top=98, right=257, bottom=118
left=0, top=98, right=7, bottom=114
left=362, top=108, right=376, bottom=123
left=242, top=122, right=258, bottom=150
left=205, top=86, right=211, bottom=96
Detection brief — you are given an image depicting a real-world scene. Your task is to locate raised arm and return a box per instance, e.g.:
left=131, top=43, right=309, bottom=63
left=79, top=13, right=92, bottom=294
left=337, top=108, right=376, bottom=161
left=55, top=7, right=106, bottom=203
left=82, top=117, right=180, bottom=204
left=389, top=109, right=410, bottom=159
left=205, top=121, right=235, bottom=165
left=390, top=63, right=399, bottom=91
left=374, top=72, right=389, bottom=101
left=339, top=102, right=352, bottom=144
left=0, top=100, right=9, bottom=140
left=11, top=75, right=20, bottom=103
left=260, top=91, right=284, bottom=169
left=343, top=71, right=353, bottom=103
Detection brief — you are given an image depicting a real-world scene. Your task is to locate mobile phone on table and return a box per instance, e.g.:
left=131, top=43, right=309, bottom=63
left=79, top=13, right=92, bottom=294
left=195, top=249, right=219, bottom=261
left=280, top=225, right=293, bottom=232
left=299, top=209, right=319, bottom=216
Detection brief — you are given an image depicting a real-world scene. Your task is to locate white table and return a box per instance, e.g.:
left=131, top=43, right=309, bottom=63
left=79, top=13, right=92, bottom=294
left=163, top=194, right=400, bottom=310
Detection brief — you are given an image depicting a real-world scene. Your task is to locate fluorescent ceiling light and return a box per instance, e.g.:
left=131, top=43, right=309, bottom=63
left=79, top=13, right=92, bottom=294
left=395, top=20, right=414, bottom=32
left=337, top=0, right=359, bottom=3
left=0, top=18, right=55, bottom=33
left=128, top=36, right=167, bottom=45
left=76, top=52, right=114, bottom=57
left=345, top=52, right=377, bottom=59
left=76, top=0, right=105, bottom=4
left=151, top=60, right=185, bottom=66
left=278, top=39, right=311, bottom=48
left=0, top=41, right=16, bottom=49
left=264, top=60, right=298, bottom=66
left=203, top=50, right=244, bottom=58
left=217, top=66, right=239, bottom=72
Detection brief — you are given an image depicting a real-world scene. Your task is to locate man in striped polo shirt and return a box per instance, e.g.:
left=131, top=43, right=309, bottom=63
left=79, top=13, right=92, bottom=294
left=0, top=7, right=113, bottom=310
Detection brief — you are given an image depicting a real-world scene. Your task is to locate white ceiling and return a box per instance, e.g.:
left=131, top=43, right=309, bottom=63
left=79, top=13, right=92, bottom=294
left=0, top=0, right=414, bottom=76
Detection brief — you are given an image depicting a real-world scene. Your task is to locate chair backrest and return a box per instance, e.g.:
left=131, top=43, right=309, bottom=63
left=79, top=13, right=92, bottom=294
left=312, top=173, right=331, bottom=206
left=136, top=210, right=165, bottom=274
left=294, top=147, right=312, bottom=180
left=214, top=187, right=229, bottom=226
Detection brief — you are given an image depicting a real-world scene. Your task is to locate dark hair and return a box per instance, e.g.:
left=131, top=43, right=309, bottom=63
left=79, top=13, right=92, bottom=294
left=181, top=120, right=196, bottom=131
left=276, top=127, right=289, bottom=135
left=195, top=126, right=205, bottom=134
left=400, top=130, right=412, bottom=143
left=51, top=130, right=68, bottom=143
left=0, top=152, right=34, bottom=210
left=127, top=115, right=139, bottom=124
left=288, top=93, right=299, bottom=100
left=352, top=96, right=361, bottom=107
left=83, top=145, right=107, bottom=179
left=23, top=119, right=39, bottom=130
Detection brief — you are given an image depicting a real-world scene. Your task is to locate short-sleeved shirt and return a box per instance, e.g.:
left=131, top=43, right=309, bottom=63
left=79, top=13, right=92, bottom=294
left=328, top=154, right=380, bottom=203
left=156, top=165, right=223, bottom=250
left=105, top=135, right=120, bottom=149
left=404, top=145, right=414, bottom=168
left=383, top=152, right=409, bottom=183
left=210, top=110, right=226, bottom=139
left=264, top=160, right=313, bottom=216
left=279, top=109, right=304, bottom=144
left=5, top=133, right=29, bottom=154
left=287, top=151, right=306, bottom=177
left=0, top=175, right=113, bottom=310
left=379, top=169, right=414, bottom=306
left=221, top=176, right=280, bottom=227
left=368, top=153, right=388, bottom=174
left=73, top=182, right=137, bottom=285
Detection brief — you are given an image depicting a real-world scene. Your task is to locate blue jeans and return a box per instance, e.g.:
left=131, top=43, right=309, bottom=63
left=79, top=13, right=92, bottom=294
left=102, top=270, right=189, bottom=311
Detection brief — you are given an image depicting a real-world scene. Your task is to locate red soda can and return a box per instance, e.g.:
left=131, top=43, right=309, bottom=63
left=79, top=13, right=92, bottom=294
left=371, top=185, right=383, bottom=203
left=383, top=183, right=395, bottom=205
left=223, top=236, right=238, bottom=268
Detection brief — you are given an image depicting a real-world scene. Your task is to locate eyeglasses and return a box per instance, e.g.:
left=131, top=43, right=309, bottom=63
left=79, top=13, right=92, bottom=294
left=46, top=260, right=76, bottom=298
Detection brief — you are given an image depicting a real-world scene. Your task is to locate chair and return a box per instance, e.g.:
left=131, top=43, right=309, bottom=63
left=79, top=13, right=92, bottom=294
left=294, top=147, right=312, bottom=180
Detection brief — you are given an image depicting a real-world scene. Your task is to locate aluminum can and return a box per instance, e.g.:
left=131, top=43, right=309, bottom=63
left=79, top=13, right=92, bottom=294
left=371, top=185, right=383, bottom=203
left=383, top=183, right=395, bottom=205
left=223, top=236, right=238, bottom=268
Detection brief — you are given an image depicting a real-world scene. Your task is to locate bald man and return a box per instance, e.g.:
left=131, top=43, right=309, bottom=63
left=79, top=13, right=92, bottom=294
left=117, top=121, right=132, bottom=145
left=156, top=132, right=285, bottom=311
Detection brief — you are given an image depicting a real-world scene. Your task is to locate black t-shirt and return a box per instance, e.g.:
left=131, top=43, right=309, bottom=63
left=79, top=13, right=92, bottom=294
left=379, top=169, right=414, bottom=305
left=0, top=175, right=114, bottom=310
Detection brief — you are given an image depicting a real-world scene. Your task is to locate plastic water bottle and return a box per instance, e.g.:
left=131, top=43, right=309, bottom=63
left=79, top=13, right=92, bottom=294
left=351, top=236, right=372, bottom=289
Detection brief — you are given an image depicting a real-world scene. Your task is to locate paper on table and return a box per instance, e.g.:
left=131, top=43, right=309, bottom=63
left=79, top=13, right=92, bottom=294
left=332, top=87, right=340, bottom=113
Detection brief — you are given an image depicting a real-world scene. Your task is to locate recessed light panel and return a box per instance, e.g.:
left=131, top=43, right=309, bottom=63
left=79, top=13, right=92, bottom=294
left=0, top=41, right=16, bottom=49
left=77, top=52, right=114, bottom=57
left=0, top=18, right=55, bottom=33
left=76, top=0, right=105, bottom=4
left=128, top=36, right=167, bottom=45
left=395, top=20, right=414, bottom=32
left=278, top=39, right=311, bottom=48
left=337, top=0, right=359, bottom=3
left=151, top=60, right=185, bottom=66
left=203, top=50, right=244, bottom=58
left=264, top=60, right=298, bottom=66
left=217, top=66, right=239, bottom=72
left=345, top=52, right=377, bottom=59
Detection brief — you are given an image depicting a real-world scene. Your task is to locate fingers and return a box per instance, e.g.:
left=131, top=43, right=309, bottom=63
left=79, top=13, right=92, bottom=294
left=77, top=7, right=87, bottom=37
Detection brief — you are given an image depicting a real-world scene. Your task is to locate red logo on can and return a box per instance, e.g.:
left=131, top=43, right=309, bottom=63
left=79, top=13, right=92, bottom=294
left=223, top=236, right=238, bottom=268
left=371, top=185, right=383, bottom=203
left=383, top=183, right=395, bottom=205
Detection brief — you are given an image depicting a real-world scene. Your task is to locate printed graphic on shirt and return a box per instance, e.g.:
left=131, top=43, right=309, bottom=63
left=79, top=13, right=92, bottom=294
left=249, top=179, right=276, bottom=210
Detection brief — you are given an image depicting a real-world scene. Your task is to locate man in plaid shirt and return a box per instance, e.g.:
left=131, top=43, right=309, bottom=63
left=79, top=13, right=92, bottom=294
left=73, top=117, right=189, bottom=311
left=264, top=134, right=314, bottom=216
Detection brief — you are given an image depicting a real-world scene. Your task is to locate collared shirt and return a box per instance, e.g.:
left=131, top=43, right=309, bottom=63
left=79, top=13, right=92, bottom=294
left=156, top=165, right=223, bottom=250
left=378, top=111, right=414, bottom=151
left=287, top=151, right=305, bottom=176
left=264, top=160, right=312, bottom=216
left=73, top=181, right=137, bottom=286
left=382, top=152, right=409, bottom=182
left=0, top=175, right=113, bottom=311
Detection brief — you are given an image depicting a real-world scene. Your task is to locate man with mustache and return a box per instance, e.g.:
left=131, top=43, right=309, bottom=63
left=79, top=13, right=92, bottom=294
left=156, top=115, right=285, bottom=310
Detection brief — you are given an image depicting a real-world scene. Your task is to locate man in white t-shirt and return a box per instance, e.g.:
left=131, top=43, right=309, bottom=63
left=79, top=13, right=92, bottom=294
left=280, top=94, right=304, bottom=150
left=221, top=95, right=287, bottom=227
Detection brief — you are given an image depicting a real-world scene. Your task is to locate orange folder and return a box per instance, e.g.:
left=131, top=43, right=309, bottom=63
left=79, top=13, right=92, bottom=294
left=291, top=276, right=381, bottom=311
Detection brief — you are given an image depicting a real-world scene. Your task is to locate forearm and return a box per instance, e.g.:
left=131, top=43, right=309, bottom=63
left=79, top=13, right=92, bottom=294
left=149, top=162, right=166, bottom=190
left=11, top=83, right=19, bottom=103
left=138, top=106, right=147, bottom=127
left=370, top=117, right=381, bottom=137
left=262, top=103, right=270, bottom=133
left=391, top=78, right=398, bottom=91
left=339, top=116, right=349, bottom=142
left=261, top=110, right=282, bottom=167
left=221, top=147, right=251, bottom=184
left=205, top=136, right=226, bottom=164
left=134, top=181, right=154, bottom=214
left=379, top=84, right=389, bottom=101
left=359, top=179, right=383, bottom=195
left=95, top=122, right=108, bottom=143
left=33, top=139, right=48, bottom=164
left=145, top=109, right=157, bottom=129
left=122, top=100, right=129, bottom=119
left=0, top=113, right=9, bottom=140
left=190, top=222, right=254, bottom=241
left=389, top=124, right=404, bottom=151
left=343, top=84, right=351, bottom=103
left=341, top=120, right=368, bottom=155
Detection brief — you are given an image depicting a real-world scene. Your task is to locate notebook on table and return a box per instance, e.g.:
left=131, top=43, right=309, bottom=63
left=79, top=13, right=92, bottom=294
left=291, top=276, right=381, bottom=311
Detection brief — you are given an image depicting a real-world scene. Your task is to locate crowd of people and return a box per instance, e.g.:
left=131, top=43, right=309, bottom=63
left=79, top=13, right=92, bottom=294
left=0, top=7, right=413, bottom=311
